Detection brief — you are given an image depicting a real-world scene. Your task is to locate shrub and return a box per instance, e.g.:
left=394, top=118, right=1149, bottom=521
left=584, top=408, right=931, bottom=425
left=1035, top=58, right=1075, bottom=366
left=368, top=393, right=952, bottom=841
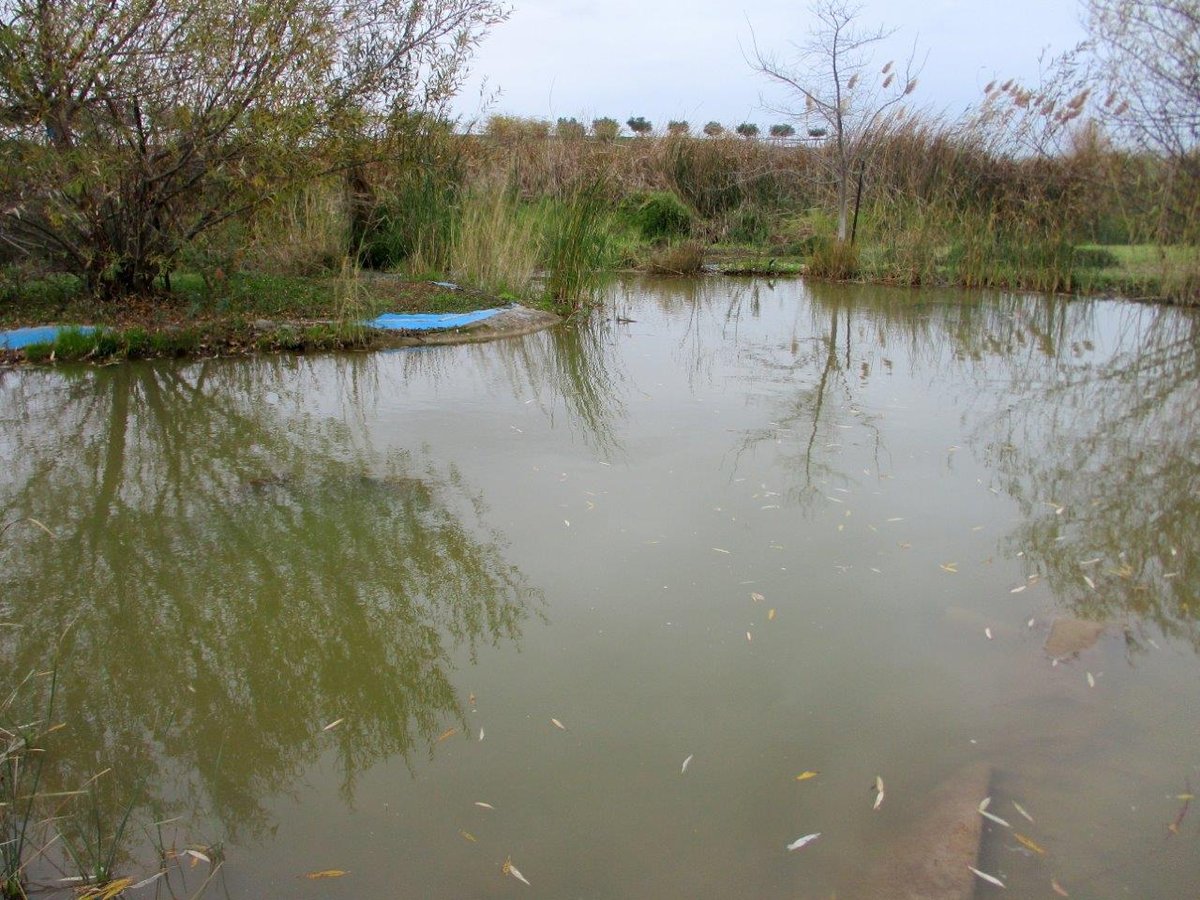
left=703, top=121, right=724, bottom=137
left=667, top=120, right=690, bottom=136
left=592, top=118, right=621, bottom=141
left=626, top=192, right=694, bottom=242
left=736, top=123, right=760, bottom=139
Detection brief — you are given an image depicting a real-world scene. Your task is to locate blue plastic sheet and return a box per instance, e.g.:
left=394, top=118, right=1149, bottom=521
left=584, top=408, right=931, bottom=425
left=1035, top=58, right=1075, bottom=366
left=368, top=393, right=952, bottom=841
left=365, top=309, right=503, bottom=332
left=0, top=325, right=96, bottom=350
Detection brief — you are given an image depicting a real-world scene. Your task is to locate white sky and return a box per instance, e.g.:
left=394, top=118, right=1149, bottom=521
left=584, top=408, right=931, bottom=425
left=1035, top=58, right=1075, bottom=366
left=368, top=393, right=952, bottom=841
left=456, top=0, right=1087, bottom=130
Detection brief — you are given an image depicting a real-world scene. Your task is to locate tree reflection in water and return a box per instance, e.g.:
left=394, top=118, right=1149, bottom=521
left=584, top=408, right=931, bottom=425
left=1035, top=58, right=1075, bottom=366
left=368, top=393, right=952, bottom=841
left=727, top=280, right=1199, bottom=647
left=0, top=356, right=541, bottom=842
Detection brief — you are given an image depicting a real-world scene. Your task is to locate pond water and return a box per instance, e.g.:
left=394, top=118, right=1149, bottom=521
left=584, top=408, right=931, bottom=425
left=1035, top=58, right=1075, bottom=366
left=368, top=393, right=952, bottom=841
left=1, top=277, right=1198, bottom=898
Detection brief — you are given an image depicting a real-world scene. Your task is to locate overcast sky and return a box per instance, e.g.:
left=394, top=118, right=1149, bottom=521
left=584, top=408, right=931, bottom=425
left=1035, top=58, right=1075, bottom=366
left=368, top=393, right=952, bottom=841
left=455, top=0, right=1087, bottom=130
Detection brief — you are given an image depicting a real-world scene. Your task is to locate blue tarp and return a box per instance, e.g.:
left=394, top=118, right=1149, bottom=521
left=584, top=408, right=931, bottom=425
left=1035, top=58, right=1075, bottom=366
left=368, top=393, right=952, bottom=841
left=365, top=309, right=503, bottom=332
left=0, top=325, right=97, bottom=350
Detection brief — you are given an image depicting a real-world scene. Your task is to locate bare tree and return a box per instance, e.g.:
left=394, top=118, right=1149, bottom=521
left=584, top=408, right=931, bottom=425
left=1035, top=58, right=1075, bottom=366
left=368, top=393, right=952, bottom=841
left=1086, top=0, right=1200, bottom=160
left=751, top=0, right=919, bottom=241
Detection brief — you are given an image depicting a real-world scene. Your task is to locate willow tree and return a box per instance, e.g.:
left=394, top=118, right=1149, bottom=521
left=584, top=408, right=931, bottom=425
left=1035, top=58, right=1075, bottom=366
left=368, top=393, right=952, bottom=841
left=751, top=0, right=919, bottom=242
left=0, top=0, right=507, bottom=295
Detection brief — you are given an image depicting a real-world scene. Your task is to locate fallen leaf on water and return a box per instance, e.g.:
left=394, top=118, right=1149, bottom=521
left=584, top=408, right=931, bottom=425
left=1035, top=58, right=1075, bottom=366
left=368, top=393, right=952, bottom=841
left=437, top=727, right=458, bottom=743
left=968, top=866, right=1006, bottom=888
left=503, top=857, right=531, bottom=886
left=479, top=728, right=485, bottom=741
left=184, top=849, right=210, bottom=865
left=304, top=868, right=348, bottom=883
left=551, top=718, right=566, bottom=731
left=795, top=771, right=819, bottom=781
left=1177, top=794, right=1195, bottom=800
left=468, top=693, right=477, bottom=708
left=1027, top=618, right=1036, bottom=628
left=1086, top=672, right=1096, bottom=688
left=940, top=563, right=958, bottom=573
left=768, top=608, right=776, bottom=620
left=1082, top=575, right=1095, bottom=590
left=1010, top=585, right=1026, bottom=594
left=713, top=547, right=731, bottom=554
left=985, top=627, right=993, bottom=640
left=751, top=592, right=765, bottom=602
left=459, top=830, right=476, bottom=843
left=887, top=517, right=905, bottom=522
left=873, top=776, right=885, bottom=810
left=979, top=796, right=991, bottom=812
left=786, top=833, right=821, bottom=851
left=1012, top=801, right=1035, bottom=823
left=746, top=631, right=753, bottom=642
left=474, top=802, right=495, bottom=810
left=1014, top=832, right=1046, bottom=855
left=980, top=809, right=1012, bottom=828
left=1051, top=878, right=1070, bottom=896
left=129, top=872, right=165, bottom=891
left=681, top=754, right=693, bottom=774
left=322, top=718, right=344, bottom=732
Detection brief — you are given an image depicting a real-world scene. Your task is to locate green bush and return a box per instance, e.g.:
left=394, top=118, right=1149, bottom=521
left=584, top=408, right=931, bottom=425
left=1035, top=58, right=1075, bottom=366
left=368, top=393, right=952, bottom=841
left=626, top=192, right=693, bottom=242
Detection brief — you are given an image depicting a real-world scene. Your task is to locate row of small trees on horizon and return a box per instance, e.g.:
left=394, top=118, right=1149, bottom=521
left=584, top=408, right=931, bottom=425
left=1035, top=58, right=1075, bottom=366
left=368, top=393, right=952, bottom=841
left=486, top=116, right=823, bottom=142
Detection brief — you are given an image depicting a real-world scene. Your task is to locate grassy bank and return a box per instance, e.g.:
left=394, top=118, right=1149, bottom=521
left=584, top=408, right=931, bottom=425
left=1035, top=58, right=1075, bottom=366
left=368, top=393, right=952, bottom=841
left=0, top=271, right=514, bottom=363
left=3, top=119, right=1198, bottom=364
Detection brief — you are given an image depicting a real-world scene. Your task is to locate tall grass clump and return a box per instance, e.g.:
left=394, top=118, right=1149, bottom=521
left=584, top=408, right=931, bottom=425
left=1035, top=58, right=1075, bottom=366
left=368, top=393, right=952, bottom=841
left=440, top=181, right=540, bottom=299
left=538, top=182, right=630, bottom=309
left=646, top=240, right=706, bottom=275
left=1, top=670, right=56, bottom=900
left=807, top=238, right=859, bottom=280
left=245, top=178, right=351, bottom=276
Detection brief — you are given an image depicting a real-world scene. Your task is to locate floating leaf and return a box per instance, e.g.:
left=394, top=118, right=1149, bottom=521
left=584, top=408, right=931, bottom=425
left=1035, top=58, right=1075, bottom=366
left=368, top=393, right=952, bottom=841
left=968, top=866, right=1006, bottom=888
left=1010, top=585, right=1026, bottom=594
left=795, top=771, right=819, bottom=781
left=980, top=809, right=1012, bottom=828
left=479, top=728, right=485, bottom=741
left=1051, top=878, right=1070, bottom=896
left=873, top=776, right=885, bottom=810
left=985, top=627, right=993, bottom=640
left=1082, top=575, right=1095, bottom=590
left=184, top=849, right=211, bottom=865
left=474, top=802, right=495, bottom=810
left=503, top=857, right=531, bottom=886
left=786, top=833, right=820, bottom=851
left=437, top=727, right=458, bottom=743
left=305, top=869, right=347, bottom=880
left=1086, top=672, right=1095, bottom=688
left=681, top=754, right=693, bottom=774
left=551, top=718, right=566, bottom=731
left=751, top=592, right=765, bottom=602
left=1012, top=801, right=1034, bottom=823
left=1014, top=832, right=1045, bottom=855
left=322, top=718, right=344, bottom=732
left=129, top=873, right=165, bottom=891
left=459, top=830, right=476, bottom=842
left=768, top=608, right=776, bottom=620
left=746, top=631, right=753, bottom=642
left=940, top=563, right=958, bottom=573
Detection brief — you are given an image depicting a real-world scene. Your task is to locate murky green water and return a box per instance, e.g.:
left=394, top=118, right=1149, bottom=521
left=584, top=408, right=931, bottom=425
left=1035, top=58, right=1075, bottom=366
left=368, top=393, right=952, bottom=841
left=2, top=278, right=1198, bottom=898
